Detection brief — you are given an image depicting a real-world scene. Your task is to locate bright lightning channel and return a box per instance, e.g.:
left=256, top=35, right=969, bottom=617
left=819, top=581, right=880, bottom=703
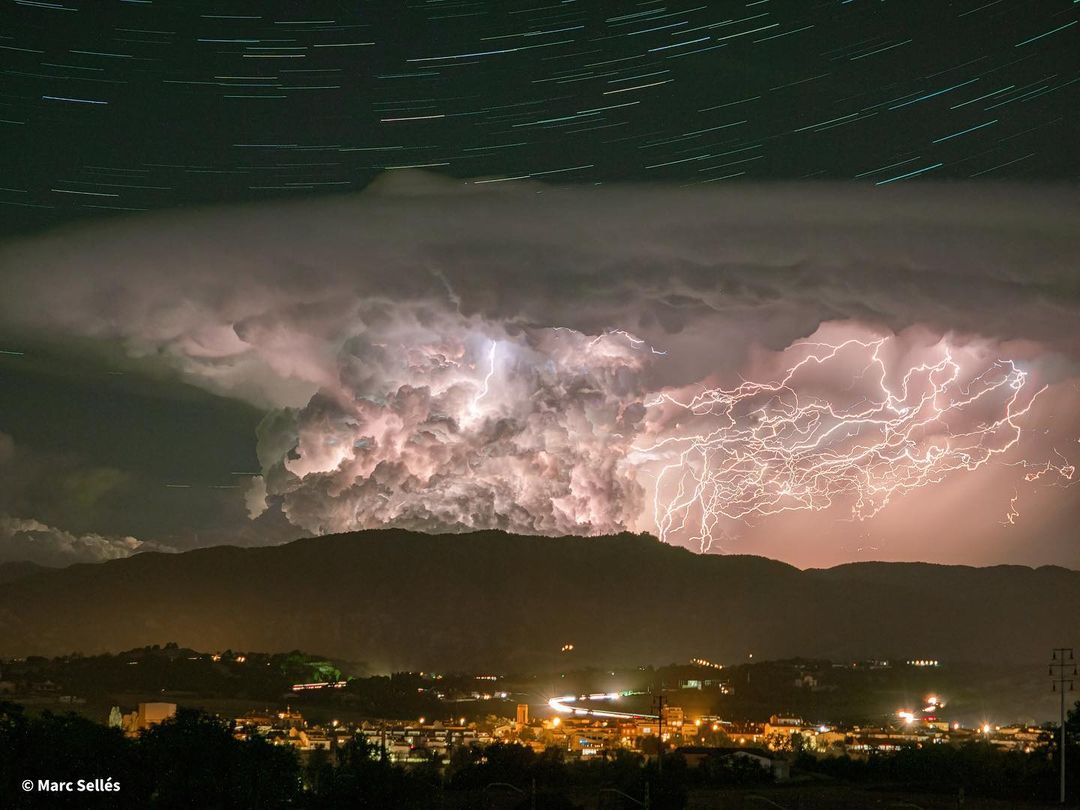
left=635, top=337, right=1070, bottom=552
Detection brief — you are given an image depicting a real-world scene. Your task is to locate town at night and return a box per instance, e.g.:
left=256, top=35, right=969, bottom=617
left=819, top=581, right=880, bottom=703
left=1, top=0, right=1078, bottom=807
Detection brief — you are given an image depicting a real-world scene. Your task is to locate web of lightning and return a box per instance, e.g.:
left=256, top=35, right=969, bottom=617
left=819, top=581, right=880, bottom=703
left=636, top=337, right=1067, bottom=553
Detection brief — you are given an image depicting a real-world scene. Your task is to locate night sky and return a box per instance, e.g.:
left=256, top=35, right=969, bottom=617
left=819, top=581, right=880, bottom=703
left=0, top=1, right=1078, bottom=569
left=1, top=0, right=1077, bottom=232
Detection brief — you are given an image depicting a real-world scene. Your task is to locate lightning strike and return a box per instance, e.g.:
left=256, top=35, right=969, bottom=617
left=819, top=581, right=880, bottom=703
left=1002, top=490, right=1020, bottom=526
left=469, top=340, right=498, bottom=416
left=637, top=337, right=1067, bottom=552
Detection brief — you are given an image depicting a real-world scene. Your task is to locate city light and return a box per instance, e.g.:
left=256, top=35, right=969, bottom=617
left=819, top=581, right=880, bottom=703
left=291, top=681, right=347, bottom=692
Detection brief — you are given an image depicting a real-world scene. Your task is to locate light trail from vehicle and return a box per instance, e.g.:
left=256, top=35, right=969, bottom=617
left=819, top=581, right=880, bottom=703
left=548, top=692, right=657, bottom=720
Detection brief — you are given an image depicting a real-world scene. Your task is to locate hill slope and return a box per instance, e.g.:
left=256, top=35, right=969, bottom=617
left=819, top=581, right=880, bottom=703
left=0, top=560, right=53, bottom=584
left=0, top=530, right=1074, bottom=670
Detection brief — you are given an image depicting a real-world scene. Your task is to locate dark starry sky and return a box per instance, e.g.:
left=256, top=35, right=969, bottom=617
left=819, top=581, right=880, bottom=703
left=1, top=0, right=1077, bottom=237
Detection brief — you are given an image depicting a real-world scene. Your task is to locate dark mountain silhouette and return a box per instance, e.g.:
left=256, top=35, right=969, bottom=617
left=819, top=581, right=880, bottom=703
left=0, top=560, right=52, bottom=584
left=0, top=529, right=1075, bottom=670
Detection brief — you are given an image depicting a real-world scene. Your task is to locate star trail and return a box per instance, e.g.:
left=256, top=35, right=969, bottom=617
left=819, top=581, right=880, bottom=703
left=0, top=0, right=1077, bottom=234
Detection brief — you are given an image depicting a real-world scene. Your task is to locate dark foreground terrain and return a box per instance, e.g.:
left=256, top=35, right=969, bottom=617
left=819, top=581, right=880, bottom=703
left=0, top=529, right=1077, bottom=671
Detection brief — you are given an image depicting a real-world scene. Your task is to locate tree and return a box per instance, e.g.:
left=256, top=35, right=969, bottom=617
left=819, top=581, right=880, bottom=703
left=139, top=708, right=300, bottom=809
left=309, top=735, right=436, bottom=809
left=0, top=704, right=147, bottom=809
left=1066, top=699, right=1080, bottom=744
left=305, top=747, right=334, bottom=795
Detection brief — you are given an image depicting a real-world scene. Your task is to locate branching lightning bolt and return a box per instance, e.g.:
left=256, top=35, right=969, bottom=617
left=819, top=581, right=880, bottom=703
left=635, top=337, right=1071, bottom=552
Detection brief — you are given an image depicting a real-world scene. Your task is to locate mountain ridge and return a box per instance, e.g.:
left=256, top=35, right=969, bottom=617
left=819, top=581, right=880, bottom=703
left=0, top=529, right=1075, bottom=670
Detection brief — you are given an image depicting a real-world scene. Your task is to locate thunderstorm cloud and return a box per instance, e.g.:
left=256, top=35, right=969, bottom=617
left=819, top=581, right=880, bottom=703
left=1, top=177, right=1078, bottom=565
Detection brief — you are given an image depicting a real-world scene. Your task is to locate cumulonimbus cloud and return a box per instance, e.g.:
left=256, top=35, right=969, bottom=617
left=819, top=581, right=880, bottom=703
left=1, top=177, right=1077, bottom=552
left=250, top=313, right=652, bottom=537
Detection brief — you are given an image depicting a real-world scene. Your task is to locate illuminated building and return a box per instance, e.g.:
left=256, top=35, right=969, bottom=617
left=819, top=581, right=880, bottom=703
left=763, top=715, right=823, bottom=751
left=568, top=725, right=619, bottom=756
left=275, top=708, right=306, bottom=730
left=137, top=702, right=176, bottom=728
left=662, top=705, right=684, bottom=726
left=120, top=702, right=177, bottom=736
left=357, top=721, right=482, bottom=762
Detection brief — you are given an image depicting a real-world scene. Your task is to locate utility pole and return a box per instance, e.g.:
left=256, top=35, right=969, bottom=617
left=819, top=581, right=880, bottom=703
left=1050, top=647, right=1075, bottom=806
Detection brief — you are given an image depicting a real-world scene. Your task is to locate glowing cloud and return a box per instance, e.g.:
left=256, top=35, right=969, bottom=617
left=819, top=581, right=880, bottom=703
left=635, top=333, right=1071, bottom=552
left=253, top=314, right=652, bottom=537
left=1, top=179, right=1078, bottom=561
